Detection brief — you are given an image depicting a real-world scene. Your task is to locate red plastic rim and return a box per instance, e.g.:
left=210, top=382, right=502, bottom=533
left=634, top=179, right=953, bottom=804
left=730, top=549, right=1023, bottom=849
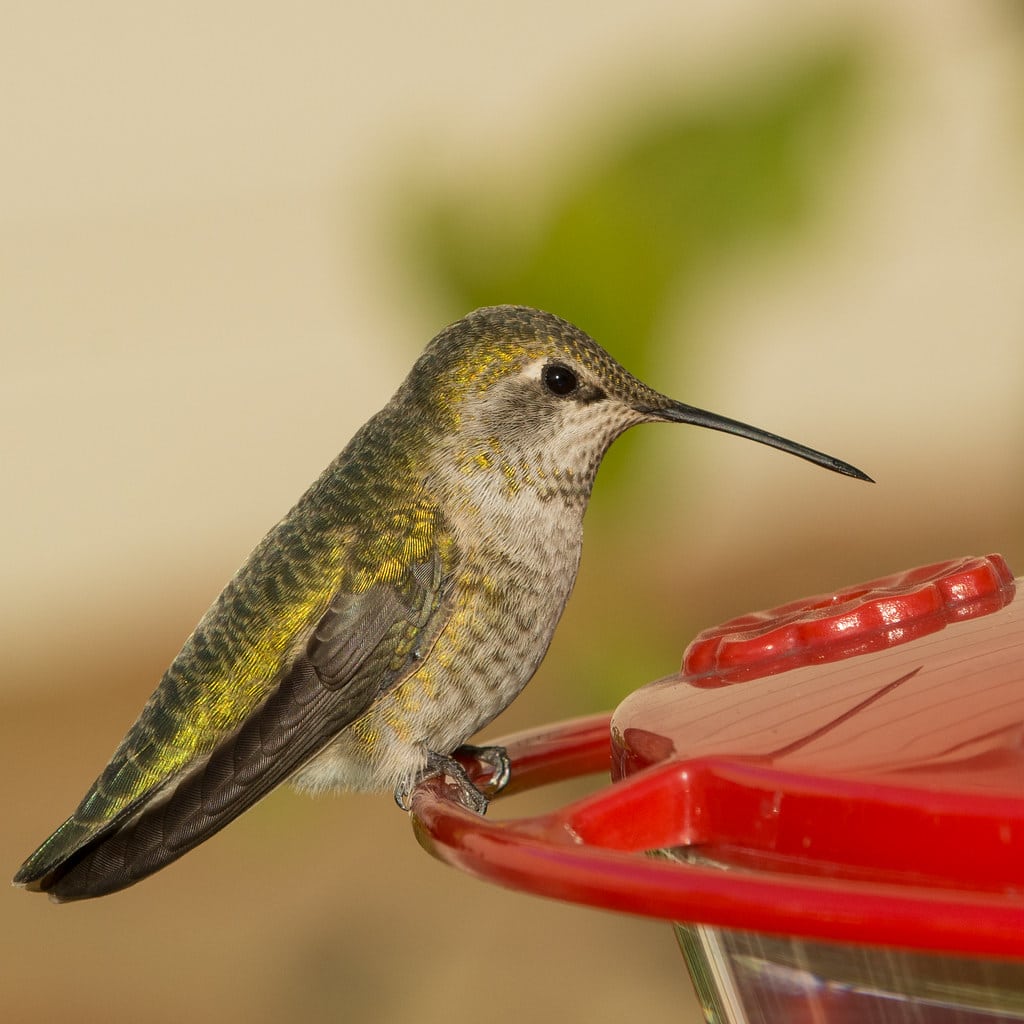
left=410, top=714, right=1024, bottom=959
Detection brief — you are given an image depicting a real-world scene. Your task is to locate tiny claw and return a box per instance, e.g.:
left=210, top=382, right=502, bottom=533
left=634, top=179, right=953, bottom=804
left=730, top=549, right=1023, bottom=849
left=394, top=750, right=491, bottom=815
left=394, top=780, right=415, bottom=812
left=454, top=743, right=511, bottom=795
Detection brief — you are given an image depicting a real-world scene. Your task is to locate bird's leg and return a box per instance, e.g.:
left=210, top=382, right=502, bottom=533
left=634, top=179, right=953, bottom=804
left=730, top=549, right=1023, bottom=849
left=394, top=751, right=487, bottom=813
left=394, top=745, right=511, bottom=814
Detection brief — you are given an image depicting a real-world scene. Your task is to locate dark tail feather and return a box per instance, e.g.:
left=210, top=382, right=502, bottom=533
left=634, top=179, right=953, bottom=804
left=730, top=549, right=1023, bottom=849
left=25, top=657, right=371, bottom=901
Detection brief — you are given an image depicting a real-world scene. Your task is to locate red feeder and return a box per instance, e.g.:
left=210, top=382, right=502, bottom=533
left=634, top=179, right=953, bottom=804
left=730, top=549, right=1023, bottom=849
left=411, top=555, right=1024, bottom=1022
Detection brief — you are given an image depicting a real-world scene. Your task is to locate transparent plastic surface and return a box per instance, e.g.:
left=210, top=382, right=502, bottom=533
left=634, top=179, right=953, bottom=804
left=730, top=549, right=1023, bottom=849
left=676, top=921, right=1024, bottom=1024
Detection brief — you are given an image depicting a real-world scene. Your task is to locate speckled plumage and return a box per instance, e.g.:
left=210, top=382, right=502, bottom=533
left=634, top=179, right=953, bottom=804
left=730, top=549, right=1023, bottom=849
left=14, top=305, right=868, bottom=901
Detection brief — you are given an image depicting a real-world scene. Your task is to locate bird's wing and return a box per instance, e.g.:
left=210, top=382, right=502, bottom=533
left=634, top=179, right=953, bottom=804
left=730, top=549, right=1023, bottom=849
left=15, top=545, right=455, bottom=901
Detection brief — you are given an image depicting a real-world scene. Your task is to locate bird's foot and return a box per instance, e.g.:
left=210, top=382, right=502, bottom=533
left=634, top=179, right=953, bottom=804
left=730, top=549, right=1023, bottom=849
left=453, top=743, right=512, bottom=796
left=394, top=745, right=511, bottom=815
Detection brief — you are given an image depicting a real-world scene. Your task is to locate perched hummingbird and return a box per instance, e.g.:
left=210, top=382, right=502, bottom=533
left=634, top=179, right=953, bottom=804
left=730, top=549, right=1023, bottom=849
left=14, top=305, right=869, bottom=902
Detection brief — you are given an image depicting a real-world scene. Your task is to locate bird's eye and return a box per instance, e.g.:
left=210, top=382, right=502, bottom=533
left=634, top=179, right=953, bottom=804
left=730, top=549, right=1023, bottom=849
left=542, top=362, right=579, bottom=397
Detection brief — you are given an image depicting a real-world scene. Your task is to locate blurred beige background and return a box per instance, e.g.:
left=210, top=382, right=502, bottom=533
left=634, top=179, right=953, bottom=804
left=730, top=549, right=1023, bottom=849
left=4, top=2, right=1024, bottom=1022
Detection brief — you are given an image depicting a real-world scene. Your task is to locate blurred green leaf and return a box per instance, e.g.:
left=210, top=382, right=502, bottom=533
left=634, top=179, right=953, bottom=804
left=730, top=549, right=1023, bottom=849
left=400, top=45, right=864, bottom=391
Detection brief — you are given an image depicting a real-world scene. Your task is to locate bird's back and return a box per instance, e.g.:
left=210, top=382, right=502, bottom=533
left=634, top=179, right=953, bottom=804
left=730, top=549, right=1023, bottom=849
left=13, top=406, right=424, bottom=894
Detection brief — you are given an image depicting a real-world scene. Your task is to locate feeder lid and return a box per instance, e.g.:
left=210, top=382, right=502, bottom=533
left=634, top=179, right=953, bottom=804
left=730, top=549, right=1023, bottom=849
left=612, top=553, right=1023, bottom=897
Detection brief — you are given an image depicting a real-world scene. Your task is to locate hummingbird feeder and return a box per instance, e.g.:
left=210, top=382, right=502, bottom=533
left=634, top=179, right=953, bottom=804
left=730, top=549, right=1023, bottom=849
left=410, top=553, right=1024, bottom=1023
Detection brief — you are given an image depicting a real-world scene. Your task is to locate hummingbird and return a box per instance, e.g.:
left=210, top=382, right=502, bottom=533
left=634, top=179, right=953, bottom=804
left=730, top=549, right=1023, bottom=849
left=14, top=305, right=870, bottom=902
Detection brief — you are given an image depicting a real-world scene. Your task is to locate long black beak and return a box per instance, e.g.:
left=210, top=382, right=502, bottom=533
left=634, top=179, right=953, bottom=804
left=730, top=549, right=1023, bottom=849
left=639, top=399, right=872, bottom=482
